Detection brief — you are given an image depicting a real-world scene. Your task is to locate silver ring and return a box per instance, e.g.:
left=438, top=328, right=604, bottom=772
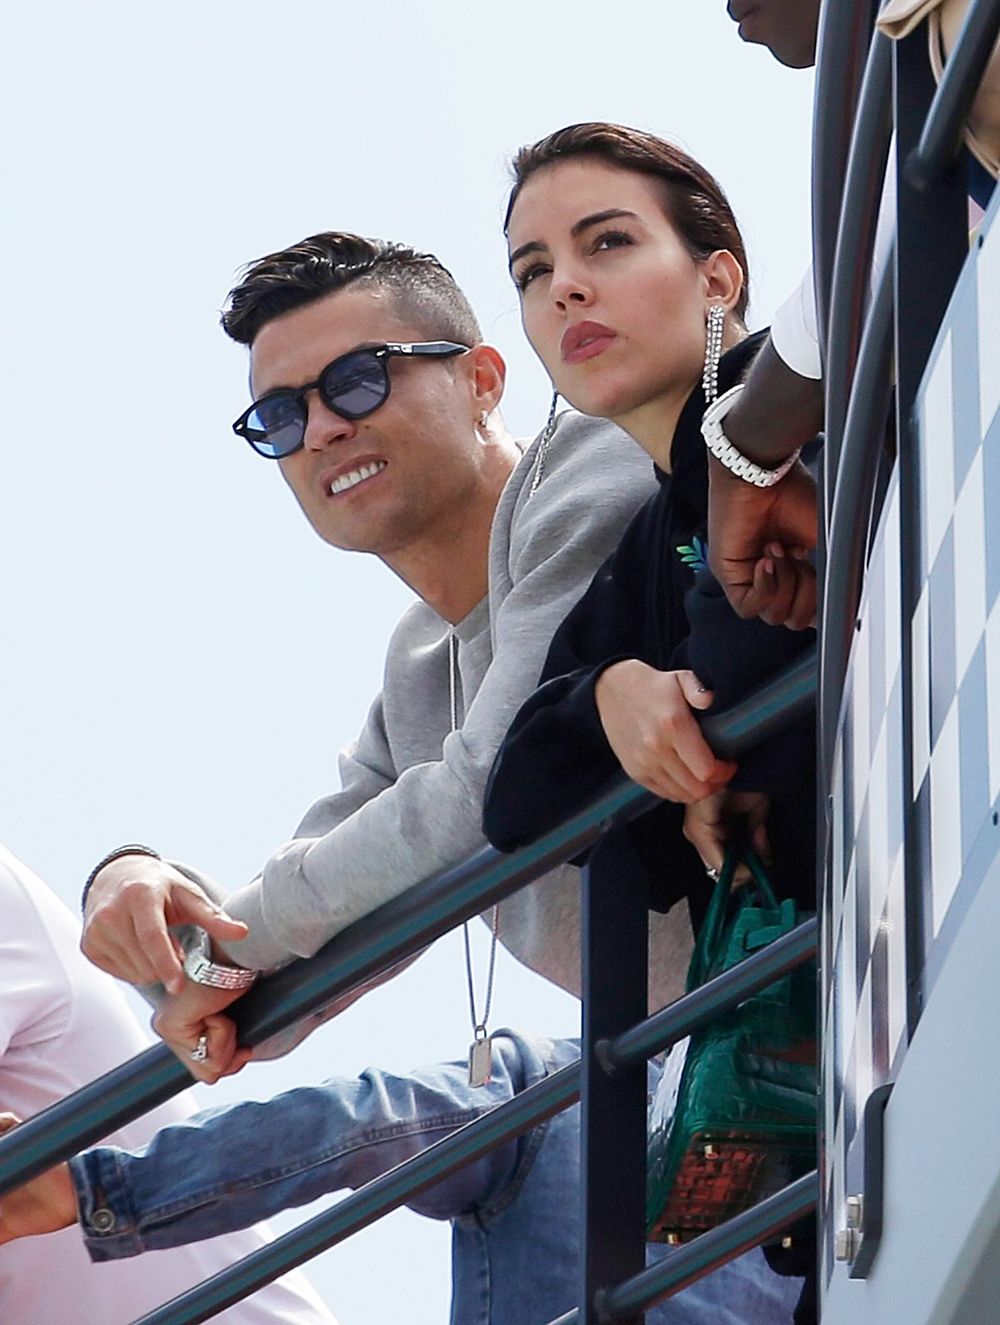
left=705, top=866, right=720, bottom=882
left=190, top=1033, right=209, bottom=1063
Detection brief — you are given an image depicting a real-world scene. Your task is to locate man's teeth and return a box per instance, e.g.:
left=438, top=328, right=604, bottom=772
left=329, top=461, right=386, bottom=495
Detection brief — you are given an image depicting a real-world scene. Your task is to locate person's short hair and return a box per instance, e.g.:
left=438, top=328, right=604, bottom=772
left=222, top=232, right=482, bottom=347
left=505, top=122, right=750, bottom=323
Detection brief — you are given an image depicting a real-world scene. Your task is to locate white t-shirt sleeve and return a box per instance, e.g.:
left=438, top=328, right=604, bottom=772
left=771, top=152, right=896, bottom=385
left=770, top=262, right=823, bottom=381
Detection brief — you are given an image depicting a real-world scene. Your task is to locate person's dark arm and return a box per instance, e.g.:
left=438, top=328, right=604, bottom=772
left=707, top=337, right=823, bottom=628
left=725, top=338, right=825, bottom=466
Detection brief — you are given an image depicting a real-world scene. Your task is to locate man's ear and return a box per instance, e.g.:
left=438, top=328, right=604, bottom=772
left=467, top=344, right=506, bottom=417
left=702, top=250, right=744, bottom=315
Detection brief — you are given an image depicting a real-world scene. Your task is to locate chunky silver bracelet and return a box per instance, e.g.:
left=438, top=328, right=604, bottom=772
left=180, top=926, right=258, bottom=990
left=82, top=843, right=161, bottom=913
left=701, top=384, right=801, bottom=488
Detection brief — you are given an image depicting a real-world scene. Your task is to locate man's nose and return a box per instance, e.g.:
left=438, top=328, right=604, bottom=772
left=302, top=391, right=358, bottom=451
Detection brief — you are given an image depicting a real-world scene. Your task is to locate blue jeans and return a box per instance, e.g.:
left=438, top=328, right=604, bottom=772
left=70, top=1031, right=802, bottom=1324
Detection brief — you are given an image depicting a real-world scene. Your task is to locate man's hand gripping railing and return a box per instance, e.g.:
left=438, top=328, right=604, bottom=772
left=0, top=647, right=817, bottom=1200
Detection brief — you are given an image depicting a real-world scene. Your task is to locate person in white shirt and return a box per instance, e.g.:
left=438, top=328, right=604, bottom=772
left=0, top=845, right=337, bottom=1325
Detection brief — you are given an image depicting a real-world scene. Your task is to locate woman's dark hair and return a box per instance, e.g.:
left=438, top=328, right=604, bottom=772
left=222, top=232, right=482, bottom=347
left=505, top=122, right=749, bottom=322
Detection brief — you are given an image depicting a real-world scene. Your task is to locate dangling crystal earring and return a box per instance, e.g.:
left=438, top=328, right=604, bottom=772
left=702, top=304, right=725, bottom=407
left=529, top=390, right=559, bottom=496
left=479, top=410, right=489, bottom=428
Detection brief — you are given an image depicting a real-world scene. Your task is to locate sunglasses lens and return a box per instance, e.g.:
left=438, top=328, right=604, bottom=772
left=321, top=351, right=389, bottom=419
left=245, top=394, right=305, bottom=458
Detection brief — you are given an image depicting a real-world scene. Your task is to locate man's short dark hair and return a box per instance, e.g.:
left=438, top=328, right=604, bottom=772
left=222, top=232, right=482, bottom=348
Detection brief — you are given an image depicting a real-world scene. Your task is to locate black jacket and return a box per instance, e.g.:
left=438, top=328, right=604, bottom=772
left=483, top=333, right=816, bottom=921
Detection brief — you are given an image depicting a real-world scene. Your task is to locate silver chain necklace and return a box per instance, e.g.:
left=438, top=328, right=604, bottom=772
left=449, top=632, right=499, bottom=1087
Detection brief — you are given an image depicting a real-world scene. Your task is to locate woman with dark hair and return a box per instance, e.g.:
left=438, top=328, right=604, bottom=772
left=485, top=122, right=816, bottom=920
left=484, top=122, right=818, bottom=1323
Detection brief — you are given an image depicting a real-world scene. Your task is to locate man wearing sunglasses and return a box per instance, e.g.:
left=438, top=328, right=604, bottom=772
left=79, top=230, right=683, bottom=1036
left=52, top=232, right=797, bottom=1324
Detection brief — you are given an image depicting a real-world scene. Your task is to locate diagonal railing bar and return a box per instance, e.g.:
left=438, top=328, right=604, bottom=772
left=905, top=0, right=1000, bottom=190
left=0, top=1046, right=192, bottom=1200
left=824, top=30, right=893, bottom=518
left=128, top=866, right=820, bottom=1323
left=598, top=916, right=818, bottom=1072
left=544, top=1173, right=819, bottom=1325
left=820, top=252, right=896, bottom=777
left=587, top=1171, right=818, bottom=1323
left=129, top=1063, right=581, bottom=1325
left=700, top=645, right=816, bottom=756
left=0, top=649, right=816, bottom=1198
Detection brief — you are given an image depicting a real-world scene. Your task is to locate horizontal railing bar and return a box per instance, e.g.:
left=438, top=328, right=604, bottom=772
left=906, top=0, right=1000, bottom=190
left=700, top=646, right=816, bottom=757
left=599, top=916, right=819, bottom=1071
left=820, top=251, right=895, bottom=777
left=597, top=1171, right=819, bottom=1321
left=136, top=908, right=819, bottom=1325
left=824, top=30, right=893, bottom=506
left=130, top=1062, right=581, bottom=1325
left=0, top=1045, right=191, bottom=1200
left=0, top=653, right=816, bottom=1198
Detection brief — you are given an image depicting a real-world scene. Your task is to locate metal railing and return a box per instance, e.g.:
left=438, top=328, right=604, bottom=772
left=817, top=0, right=1000, bottom=1042
left=0, top=651, right=817, bottom=1325
left=815, top=0, right=1000, bottom=1298
left=0, top=648, right=816, bottom=1200
left=906, top=0, right=1000, bottom=190
left=129, top=916, right=820, bottom=1325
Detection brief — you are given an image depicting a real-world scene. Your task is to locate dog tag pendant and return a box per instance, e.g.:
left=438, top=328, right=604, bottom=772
left=469, top=1033, right=493, bottom=1087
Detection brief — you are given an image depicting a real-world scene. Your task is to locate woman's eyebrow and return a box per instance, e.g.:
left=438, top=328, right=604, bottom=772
left=570, top=208, right=637, bottom=237
left=508, top=239, right=544, bottom=269
left=509, top=208, right=640, bottom=270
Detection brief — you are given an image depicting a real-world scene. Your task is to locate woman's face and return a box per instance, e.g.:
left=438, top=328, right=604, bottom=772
left=507, top=158, right=717, bottom=431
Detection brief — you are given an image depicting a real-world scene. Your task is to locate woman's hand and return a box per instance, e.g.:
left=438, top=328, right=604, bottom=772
left=0, top=1114, right=78, bottom=1243
left=151, top=981, right=253, bottom=1084
left=594, top=662, right=736, bottom=802
left=683, top=790, right=771, bottom=886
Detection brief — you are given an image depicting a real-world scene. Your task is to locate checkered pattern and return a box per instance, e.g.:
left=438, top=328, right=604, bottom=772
left=911, top=228, right=1000, bottom=938
left=823, top=199, right=1000, bottom=1288
left=824, top=474, right=907, bottom=1234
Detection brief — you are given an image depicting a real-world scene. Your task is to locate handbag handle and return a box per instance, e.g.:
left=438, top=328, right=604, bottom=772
left=688, top=848, right=737, bottom=990
left=687, top=846, right=781, bottom=991
left=743, top=847, right=779, bottom=910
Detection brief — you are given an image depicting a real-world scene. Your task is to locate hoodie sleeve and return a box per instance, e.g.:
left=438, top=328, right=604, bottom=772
left=208, top=415, right=657, bottom=968
left=483, top=514, right=652, bottom=853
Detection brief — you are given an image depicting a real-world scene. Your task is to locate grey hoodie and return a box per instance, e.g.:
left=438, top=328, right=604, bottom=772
left=180, top=411, right=693, bottom=1011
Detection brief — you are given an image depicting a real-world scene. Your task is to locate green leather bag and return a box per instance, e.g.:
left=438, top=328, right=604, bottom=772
left=646, top=848, right=817, bottom=1243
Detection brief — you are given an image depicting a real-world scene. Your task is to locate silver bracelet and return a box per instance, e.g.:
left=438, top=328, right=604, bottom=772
left=701, top=384, right=801, bottom=488
left=180, top=926, right=258, bottom=990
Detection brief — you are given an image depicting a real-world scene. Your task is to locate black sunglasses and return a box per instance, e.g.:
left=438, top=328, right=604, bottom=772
left=233, top=341, right=469, bottom=459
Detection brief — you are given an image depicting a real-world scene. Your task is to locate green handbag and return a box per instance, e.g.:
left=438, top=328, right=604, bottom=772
left=646, top=847, right=818, bottom=1243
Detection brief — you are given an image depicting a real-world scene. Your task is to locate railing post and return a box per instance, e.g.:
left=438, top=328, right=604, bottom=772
left=812, top=0, right=882, bottom=364
left=892, top=29, right=968, bottom=1038
left=580, top=831, right=650, bottom=1325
